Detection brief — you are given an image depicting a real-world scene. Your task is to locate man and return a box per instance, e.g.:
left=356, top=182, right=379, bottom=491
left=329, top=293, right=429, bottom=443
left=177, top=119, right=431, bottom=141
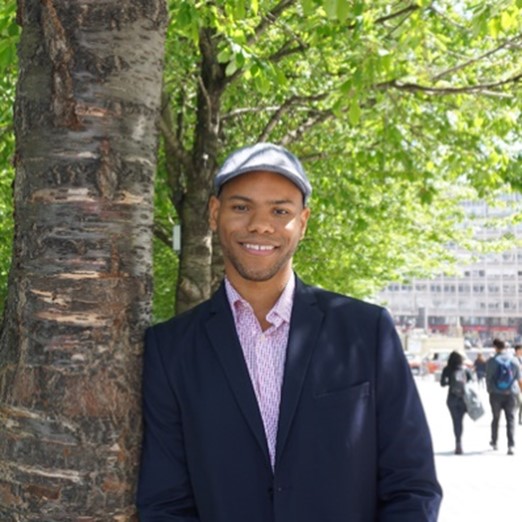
left=515, top=344, right=522, bottom=425
left=137, top=143, right=442, bottom=521
left=486, top=338, right=522, bottom=454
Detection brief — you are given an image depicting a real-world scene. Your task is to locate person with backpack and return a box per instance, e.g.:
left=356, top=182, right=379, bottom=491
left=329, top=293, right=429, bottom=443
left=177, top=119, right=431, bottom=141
left=441, top=351, right=473, bottom=455
left=515, top=344, right=522, bottom=425
left=485, top=338, right=522, bottom=455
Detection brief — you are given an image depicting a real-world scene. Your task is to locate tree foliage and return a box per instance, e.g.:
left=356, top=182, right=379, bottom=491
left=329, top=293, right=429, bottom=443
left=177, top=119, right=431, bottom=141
left=155, top=0, right=521, bottom=315
left=1, top=1, right=521, bottom=320
left=0, top=2, right=18, bottom=316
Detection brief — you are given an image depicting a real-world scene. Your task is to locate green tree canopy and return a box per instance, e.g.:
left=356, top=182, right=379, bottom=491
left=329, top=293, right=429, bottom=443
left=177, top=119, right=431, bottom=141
left=154, top=0, right=521, bottom=317
left=1, top=1, right=521, bottom=320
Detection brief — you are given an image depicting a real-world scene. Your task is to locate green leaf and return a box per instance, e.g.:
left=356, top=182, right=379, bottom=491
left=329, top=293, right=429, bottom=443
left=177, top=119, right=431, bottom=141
left=225, top=59, right=238, bottom=76
left=348, top=101, right=361, bottom=125
left=233, top=0, right=246, bottom=19
left=487, top=18, right=501, bottom=38
left=500, top=11, right=513, bottom=31
left=323, top=0, right=337, bottom=19
left=217, top=47, right=232, bottom=63
left=337, top=0, right=350, bottom=22
left=302, top=0, right=315, bottom=16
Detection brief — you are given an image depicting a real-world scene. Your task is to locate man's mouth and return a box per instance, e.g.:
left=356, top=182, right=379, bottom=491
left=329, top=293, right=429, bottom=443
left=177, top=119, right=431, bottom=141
left=241, top=243, right=276, bottom=252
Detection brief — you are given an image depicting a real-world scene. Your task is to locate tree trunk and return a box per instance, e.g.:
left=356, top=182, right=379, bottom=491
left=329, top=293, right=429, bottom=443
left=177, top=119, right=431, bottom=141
left=174, top=28, right=225, bottom=314
left=211, top=232, right=224, bottom=294
left=0, top=1, right=167, bottom=520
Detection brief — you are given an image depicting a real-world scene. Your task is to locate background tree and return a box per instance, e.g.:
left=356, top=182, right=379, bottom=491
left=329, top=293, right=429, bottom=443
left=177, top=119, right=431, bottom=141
left=0, top=3, right=18, bottom=315
left=1, top=1, right=521, bottom=322
left=156, top=0, right=521, bottom=316
left=0, top=1, right=167, bottom=520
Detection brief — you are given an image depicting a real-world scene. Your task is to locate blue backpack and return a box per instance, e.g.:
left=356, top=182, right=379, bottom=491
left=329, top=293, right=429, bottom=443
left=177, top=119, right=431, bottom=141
left=494, top=357, right=515, bottom=391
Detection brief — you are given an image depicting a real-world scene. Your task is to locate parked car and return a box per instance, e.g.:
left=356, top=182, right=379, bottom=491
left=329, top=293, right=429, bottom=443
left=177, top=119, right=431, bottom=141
left=405, top=352, right=422, bottom=375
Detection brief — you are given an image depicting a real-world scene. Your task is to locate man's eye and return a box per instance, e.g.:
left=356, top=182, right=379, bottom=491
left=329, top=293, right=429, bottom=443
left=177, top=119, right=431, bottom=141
left=232, top=205, right=248, bottom=212
left=274, top=208, right=289, bottom=215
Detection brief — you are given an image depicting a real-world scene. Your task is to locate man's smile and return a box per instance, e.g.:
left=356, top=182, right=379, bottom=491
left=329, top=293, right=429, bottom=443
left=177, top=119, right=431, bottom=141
left=241, top=242, right=278, bottom=254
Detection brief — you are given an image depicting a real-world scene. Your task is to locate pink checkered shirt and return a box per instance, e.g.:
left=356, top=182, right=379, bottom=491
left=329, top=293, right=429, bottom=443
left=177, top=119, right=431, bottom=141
left=225, top=275, right=295, bottom=469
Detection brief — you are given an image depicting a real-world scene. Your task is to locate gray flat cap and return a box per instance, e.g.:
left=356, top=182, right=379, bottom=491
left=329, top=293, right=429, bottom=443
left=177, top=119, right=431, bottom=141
left=214, top=142, right=312, bottom=203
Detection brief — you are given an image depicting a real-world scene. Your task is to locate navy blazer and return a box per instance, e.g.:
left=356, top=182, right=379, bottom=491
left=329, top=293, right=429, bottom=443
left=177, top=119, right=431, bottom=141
left=137, top=277, right=442, bottom=521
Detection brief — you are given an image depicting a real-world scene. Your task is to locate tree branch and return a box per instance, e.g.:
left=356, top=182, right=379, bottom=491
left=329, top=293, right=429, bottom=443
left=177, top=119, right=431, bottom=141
left=280, top=110, right=333, bottom=146
left=375, top=3, right=422, bottom=26
left=247, top=0, right=297, bottom=47
left=268, top=41, right=308, bottom=63
left=376, top=73, right=522, bottom=96
left=222, top=106, right=283, bottom=120
left=432, top=33, right=522, bottom=82
left=160, top=92, right=191, bottom=170
left=160, top=89, right=191, bottom=216
left=225, top=1, right=305, bottom=85
left=153, top=221, right=172, bottom=249
left=345, top=3, right=421, bottom=31
left=258, top=93, right=328, bottom=142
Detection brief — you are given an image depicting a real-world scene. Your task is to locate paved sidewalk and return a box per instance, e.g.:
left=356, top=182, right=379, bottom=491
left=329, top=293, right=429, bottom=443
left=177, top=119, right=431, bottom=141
left=415, top=376, right=520, bottom=521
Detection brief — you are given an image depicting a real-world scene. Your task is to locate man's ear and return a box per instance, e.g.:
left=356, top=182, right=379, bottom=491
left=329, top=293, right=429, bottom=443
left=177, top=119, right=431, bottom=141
left=299, top=206, right=311, bottom=240
left=208, top=195, right=220, bottom=232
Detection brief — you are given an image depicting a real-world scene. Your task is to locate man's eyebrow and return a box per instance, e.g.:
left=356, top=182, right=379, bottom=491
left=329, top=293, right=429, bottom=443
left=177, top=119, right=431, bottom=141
left=224, top=194, right=297, bottom=206
left=224, top=195, right=252, bottom=203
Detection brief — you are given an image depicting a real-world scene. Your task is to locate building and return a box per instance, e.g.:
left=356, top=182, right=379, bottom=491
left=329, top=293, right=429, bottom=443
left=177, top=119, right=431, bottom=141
left=376, top=194, right=522, bottom=345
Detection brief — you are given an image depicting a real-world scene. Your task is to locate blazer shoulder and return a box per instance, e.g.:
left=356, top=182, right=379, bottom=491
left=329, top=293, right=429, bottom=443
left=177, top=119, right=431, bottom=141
left=145, top=298, right=214, bottom=359
left=301, top=281, right=387, bottom=318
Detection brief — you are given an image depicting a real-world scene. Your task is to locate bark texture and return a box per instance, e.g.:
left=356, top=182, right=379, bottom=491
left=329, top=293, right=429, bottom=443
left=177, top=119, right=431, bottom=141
left=0, top=1, right=167, bottom=520
left=165, top=28, right=226, bottom=314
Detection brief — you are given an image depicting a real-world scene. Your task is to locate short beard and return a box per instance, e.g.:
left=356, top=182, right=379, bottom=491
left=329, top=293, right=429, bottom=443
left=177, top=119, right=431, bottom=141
left=220, top=239, right=298, bottom=283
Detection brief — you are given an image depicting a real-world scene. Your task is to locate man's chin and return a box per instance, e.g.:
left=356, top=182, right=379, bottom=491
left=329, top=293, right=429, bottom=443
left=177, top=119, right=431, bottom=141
left=237, top=270, right=277, bottom=283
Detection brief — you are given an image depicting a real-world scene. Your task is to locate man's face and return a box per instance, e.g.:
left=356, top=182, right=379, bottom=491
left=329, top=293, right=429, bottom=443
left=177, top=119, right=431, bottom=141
left=209, top=171, right=310, bottom=286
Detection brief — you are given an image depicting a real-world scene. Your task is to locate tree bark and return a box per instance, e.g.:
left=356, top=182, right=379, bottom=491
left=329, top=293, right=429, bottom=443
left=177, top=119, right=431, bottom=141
left=174, top=28, right=226, bottom=314
left=0, top=1, right=167, bottom=520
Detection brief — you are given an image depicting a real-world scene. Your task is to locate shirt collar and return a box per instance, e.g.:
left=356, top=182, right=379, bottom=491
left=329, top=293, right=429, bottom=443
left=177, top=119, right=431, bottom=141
left=225, top=274, right=295, bottom=326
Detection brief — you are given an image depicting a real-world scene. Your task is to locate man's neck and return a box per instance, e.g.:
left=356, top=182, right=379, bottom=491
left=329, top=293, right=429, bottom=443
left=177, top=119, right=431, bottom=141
left=226, top=272, right=293, bottom=330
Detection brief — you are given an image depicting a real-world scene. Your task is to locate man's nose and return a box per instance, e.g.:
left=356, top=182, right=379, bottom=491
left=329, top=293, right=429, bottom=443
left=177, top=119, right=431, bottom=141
left=247, top=211, right=275, bottom=234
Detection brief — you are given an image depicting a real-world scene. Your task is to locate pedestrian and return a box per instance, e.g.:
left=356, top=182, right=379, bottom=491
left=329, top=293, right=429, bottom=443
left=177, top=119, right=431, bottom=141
left=515, top=344, right=522, bottom=425
left=440, top=351, right=473, bottom=454
left=136, top=143, right=442, bottom=521
left=473, top=352, right=487, bottom=387
left=485, top=338, right=522, bottom=455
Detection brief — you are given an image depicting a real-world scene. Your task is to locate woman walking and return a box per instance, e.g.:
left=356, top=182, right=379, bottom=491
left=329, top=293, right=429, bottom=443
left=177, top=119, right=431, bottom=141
left=440, top=351, right=472, bottom=454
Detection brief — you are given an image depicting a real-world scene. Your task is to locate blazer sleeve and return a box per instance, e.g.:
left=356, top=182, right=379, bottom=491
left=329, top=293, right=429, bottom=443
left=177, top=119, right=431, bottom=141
left=375, top=309, right=442, bottom=521
left=136, top=326, right=200, bottom=521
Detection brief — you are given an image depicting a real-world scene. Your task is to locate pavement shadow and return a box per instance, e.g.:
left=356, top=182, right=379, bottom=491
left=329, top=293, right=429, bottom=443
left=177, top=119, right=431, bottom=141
left=435, top=449, right=500, bottom=457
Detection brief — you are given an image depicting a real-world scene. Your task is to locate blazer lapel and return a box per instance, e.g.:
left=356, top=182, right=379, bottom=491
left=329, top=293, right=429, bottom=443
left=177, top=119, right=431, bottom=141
left=205, top=285, right=271, bottom=467
left=276, top=279, right=324, bottom=467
